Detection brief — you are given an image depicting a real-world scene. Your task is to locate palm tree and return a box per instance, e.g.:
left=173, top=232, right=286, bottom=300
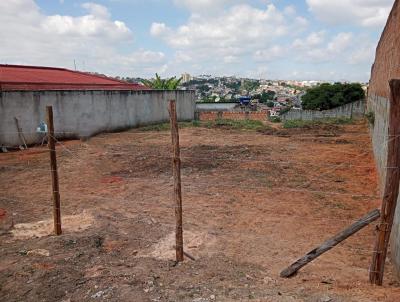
left=142, top=73, right=182, bottom=90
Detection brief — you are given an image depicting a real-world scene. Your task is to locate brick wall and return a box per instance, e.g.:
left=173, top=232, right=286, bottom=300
left=369, top=0, right=400, bottom=99
left=367, top=0, right=400, bottom=279
left=198, top=111, right=267, bottom=121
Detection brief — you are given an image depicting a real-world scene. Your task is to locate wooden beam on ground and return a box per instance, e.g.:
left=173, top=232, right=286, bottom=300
left=370, top=79, right=400, bottom=285
left=46, top=106, right=62, bottom=235
left=168, top=100, right=184, bottom=262
left=280, top=209, right=380, bottom=278
left=183, top=251, right=196, bottom=261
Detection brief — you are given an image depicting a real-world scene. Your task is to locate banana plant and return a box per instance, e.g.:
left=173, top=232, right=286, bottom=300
left=142, top=73, right=182, bottom=90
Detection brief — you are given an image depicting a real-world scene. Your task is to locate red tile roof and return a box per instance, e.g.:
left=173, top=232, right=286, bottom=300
left=0, top=64, right=149, bottom=91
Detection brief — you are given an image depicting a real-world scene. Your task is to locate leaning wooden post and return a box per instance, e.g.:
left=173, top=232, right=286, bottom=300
left=46, top=106, right=62, bottom=235
left=168, top=100, right=184, bottom=262
left=280, top=209, right=380, bottom=278
left=370, top=79, right=400, bottom=285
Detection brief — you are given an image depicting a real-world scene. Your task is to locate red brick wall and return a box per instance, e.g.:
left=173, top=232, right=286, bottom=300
left=198, top=111, right=267, bottom=121
left=369, top=0, right=400, bottom=98
left=368, top=0, right=400, bottom=280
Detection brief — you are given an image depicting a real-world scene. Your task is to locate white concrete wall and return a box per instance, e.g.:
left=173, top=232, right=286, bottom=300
left=196, top=102, right=239, bottom=112
left=367, top=93, right=400, bottom=277
left=281, top=100, right=366, bottom=121
left=0, top=90, right=195, bottom=146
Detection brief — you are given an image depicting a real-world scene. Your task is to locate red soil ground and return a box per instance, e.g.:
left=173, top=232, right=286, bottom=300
left=1, top=120, right=399, bottom=301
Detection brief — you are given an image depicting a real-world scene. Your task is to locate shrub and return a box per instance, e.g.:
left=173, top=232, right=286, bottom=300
left=365, top=111, right=375, bottom=126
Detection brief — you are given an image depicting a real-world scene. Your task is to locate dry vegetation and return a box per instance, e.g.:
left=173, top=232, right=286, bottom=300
left=1, top=120, right=400, bottom=301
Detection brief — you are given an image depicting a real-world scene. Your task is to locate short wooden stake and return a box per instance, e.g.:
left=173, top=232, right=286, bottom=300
left=370, top=79, right=400, bottom=285
left=168, top=100, right=184, bottom=262
left=46, top=106, right=62, bottom=235
left=14, top=117, right=28, bottom=149
left=281, top=209, right=380, bottom=278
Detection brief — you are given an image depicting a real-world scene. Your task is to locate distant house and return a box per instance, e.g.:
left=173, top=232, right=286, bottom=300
left=269, top=110, right=280, bottom=117
left=277, top=96, right=290, bottom=103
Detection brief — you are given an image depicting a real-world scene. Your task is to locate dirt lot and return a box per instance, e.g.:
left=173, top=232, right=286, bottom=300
left=1, top=120, right=400, bottom=301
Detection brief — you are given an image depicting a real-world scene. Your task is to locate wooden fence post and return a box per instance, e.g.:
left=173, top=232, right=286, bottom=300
left=370, top=79, right=400, bottom=285
left=168, top=100, right=184, bottom=262
left=46, top=106, right=62, bottom=235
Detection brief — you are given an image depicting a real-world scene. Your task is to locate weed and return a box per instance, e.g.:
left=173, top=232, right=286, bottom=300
left=138, top=120, right=201, bottom=131
left=214, top=119, right=273, bottom=131
left=138, top=119, right=271, bottom=132
left=365, top=111, right=375, bottom=126
left=269, top=116, right=281, bottom=123
left=283, top=117, right=354, bottom=129
left=138, top=123, right=170, bottom=131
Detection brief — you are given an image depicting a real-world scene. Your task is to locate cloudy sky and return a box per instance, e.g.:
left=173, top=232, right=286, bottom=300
left=0, top=0, right=395, bottom=81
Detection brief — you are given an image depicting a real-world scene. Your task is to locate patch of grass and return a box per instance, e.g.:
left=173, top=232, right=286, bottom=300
left=283, top=117, right=354, bottom=129
left=212, top=119, right=269, bottom=131
left=138, top=119, right=271, bottom=132
left=138, top=120, right=201, bottom=131
left=269, top=116, right=281, bottom=123
left=138, top=123, right=171, bottom=131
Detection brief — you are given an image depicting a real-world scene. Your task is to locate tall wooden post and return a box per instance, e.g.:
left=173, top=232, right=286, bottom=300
left=46, top=106, right=62, bottom=235
left=370, top=79, right=400, bottom=285
left=168, top=100, right=184, bottom=262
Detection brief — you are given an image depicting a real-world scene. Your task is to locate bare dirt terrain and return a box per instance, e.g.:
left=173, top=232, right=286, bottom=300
left=1, top=120, right=400, bottom=301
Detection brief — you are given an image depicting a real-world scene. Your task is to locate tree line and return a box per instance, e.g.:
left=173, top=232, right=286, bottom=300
left=301, top=83, right=365, bottom=110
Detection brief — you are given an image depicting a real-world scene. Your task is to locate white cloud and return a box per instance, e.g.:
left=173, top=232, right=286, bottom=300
left=151, top=3, right=307, bottom=67
left=149, top=3, right=311, bottom=77
left=0, top=0, right=382, bottom=81
left=291, top=31, right=377, bottom=68
left=151, top=1, right=378, bottom=80
left=283, top=5, right=296, bottom=16
left=327, top=32, right=353, bottom=53
left=348, top=39, right=376, bottom=65
left=173, top=0, right=240, bottom=13
left=292, top=31, right=325, bottom=49
left=150, top=22, right=170, bottom=36
left=306, top=0, right=394, bottom=27
left=253, top=46, right=286, bottom=62
left=41, top=5, right=131, bottom=41
left=0, top=0, right=164, bottom=76
left=292, top=32, right=353, bottom=62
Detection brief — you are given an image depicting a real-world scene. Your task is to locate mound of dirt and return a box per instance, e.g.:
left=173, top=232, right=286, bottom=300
left=137, top=230, right=217, bottom=260
left=11, top=211, right=94, bottom=240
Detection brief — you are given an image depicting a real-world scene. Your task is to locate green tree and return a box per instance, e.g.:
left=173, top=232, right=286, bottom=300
left=256, top=90, right=276, bottom=103
left=241, top=80, right=260, bottom=93
left=142, top=73, right=182, bottom=90
left=301, top=83, right=365, bottom=110
left=266, top=101, right=275, bottom=107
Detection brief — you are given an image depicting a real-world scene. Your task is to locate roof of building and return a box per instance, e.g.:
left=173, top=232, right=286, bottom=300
left=0, top=64, right=149, bottom=91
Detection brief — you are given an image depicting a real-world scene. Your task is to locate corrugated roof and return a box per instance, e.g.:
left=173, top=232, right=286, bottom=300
left=0, top=64, right=149, bottom=91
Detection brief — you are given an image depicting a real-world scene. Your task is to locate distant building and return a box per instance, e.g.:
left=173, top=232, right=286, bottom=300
left=181, top=73, right=192, bottom=83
